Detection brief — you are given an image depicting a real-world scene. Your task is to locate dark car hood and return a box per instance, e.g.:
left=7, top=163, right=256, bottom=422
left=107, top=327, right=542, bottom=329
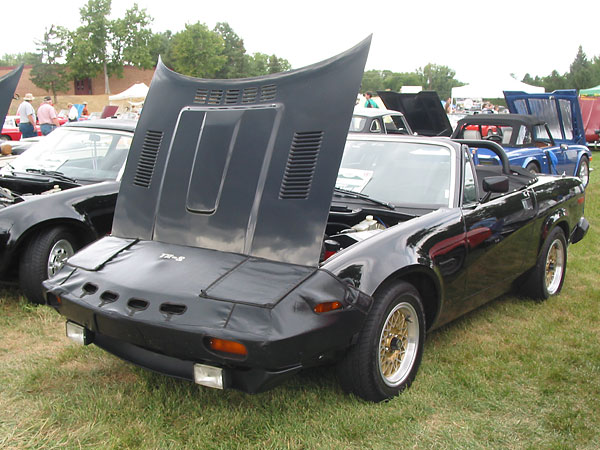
left=377, top=90, right=452, bottom=137
left=0, top=65, right=23, bottom=127
left=504, top=89, right=586, bottom=145
left=112, top=37, right=371, bottom=267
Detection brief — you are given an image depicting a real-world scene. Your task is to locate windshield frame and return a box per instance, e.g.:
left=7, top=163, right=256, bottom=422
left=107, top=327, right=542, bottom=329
left=339, top=135, right=458, bottom=209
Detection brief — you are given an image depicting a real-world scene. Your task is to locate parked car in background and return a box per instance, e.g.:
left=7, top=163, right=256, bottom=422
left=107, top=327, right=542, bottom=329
left=1, top=116, right=41, bottom=141
left=452, top=90, right=592, bottom=187
left=0, top=119, right=135, bottom=303
left=350, top=106, right=413, bottom=134
left=45, top=45, right=588, bottom=403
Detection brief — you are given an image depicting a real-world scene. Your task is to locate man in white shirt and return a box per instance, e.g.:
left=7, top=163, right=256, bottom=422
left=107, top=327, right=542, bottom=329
left=17, top=93, right=36, bottom=138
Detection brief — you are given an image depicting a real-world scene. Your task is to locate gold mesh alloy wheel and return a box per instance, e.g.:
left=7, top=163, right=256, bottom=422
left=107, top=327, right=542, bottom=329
left=378, top=302, right=420, bottom=387
left=545, top=238, right=565, bottom=295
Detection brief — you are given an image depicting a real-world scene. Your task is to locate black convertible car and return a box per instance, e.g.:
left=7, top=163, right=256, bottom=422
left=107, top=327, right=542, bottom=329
left=44, top=39, right=588, bottom=402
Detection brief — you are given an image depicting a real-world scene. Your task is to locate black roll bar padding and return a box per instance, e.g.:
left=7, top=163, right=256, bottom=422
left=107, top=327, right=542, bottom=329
left=454, top=139, right=511, bottom=175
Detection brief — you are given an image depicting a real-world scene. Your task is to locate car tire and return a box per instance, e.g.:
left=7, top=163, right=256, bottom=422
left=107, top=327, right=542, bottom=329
left=0, top=135, right=10, bottom=141
left=522, top=227, right=567, bottom=301
left=336, top=281, right=425, bottom=402
left=525, top=162, right=539, bottom=174
left=577, top=156, right=589, bottom=188
left=19, top=227, right=79, bottom=304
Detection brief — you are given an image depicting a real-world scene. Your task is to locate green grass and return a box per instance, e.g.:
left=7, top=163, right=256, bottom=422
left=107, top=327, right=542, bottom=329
left=1, top=159, right=599, bottom=449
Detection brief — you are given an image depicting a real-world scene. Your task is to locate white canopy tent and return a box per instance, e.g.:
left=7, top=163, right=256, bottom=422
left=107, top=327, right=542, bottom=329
left=108, top=82, right=149, bottom=101
left=108, top=82, right=149, bottom=115
left=452, top=76, right=545, bottom=100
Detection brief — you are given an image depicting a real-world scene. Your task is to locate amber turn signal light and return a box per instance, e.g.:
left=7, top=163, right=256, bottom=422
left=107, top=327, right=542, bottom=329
left=208, top=338, right=248, bottom=356
left=313, top=301, right=343, bottom=314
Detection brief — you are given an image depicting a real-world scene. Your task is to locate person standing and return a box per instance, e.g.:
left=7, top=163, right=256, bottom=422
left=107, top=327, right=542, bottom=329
left=364, top=92, right=379, bottom=108
left=37, top=96, right=60, bottom=135
left=81, top=101, right=89, bottom=116
left=67, top=103, right=79, bottom=122
left=17, top=93, right=37, bottom=138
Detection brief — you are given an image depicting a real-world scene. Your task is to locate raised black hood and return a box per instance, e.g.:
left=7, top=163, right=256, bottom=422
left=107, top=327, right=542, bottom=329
left=377, top=90, right=452, bottom=137
left=112, top=37, right=371, bottom=267
left=0, top=65, right=23, bottom=126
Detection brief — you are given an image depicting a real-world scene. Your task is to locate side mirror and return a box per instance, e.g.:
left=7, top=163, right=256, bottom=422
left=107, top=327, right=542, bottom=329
left=483, top=176, right=509, bottom=194
left=560, top=144, right=568, bottom=151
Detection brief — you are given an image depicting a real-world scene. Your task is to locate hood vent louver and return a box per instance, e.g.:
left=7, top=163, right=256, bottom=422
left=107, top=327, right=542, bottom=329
left=133, top=130, right=163, bottom=188
left=279, top=131, right=323, bottom=200
left=194, top=85, right=277, bottom=106
left=260, top=84, right=277, bottom=101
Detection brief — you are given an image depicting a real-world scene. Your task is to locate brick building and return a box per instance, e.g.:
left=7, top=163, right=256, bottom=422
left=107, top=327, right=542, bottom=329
left=0, top=65, right=155, bottom=98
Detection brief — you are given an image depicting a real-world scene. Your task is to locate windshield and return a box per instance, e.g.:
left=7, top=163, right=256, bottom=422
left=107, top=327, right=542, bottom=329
left=337, top=140, right=455, bottom=207
left=1, top=126, right=132, bottom=181
left=349, top=116, right=367, bottom=132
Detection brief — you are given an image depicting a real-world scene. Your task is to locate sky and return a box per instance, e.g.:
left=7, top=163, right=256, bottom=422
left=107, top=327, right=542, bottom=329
left=3, top=0, right=600, bottom=85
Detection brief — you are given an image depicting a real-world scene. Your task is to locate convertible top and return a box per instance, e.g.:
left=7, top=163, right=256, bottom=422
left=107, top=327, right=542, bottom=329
left=0, top=65, right=23, bottom=126
left=112, top=37, right=371, bottom=267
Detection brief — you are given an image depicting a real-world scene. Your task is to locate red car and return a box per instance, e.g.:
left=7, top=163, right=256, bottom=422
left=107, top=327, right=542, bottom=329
left=1, top=114, right=68, bottom=141
left=1, top=116, right=41, bottom=141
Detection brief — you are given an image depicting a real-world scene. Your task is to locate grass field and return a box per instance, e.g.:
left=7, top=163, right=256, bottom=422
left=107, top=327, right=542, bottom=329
left=1, top=159, right=599, bottom=449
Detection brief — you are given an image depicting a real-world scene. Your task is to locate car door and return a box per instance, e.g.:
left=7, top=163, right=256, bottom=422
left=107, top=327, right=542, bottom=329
left=461, top=150, right=537, bottom=309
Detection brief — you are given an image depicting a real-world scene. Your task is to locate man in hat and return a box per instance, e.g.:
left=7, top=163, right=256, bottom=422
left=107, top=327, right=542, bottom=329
left=82, top=101, right=89, bottom=116
left=16, top=93, right=37, bottom=138
left=37, top=96, right=60, bottom=135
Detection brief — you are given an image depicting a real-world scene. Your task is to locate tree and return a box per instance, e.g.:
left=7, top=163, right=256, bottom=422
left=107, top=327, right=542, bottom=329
left=30, top=26, right=70, bottom=102
left=0, top=53, right=41, bottom=66
left=267, top=55, right=290, bottom=74
left=567, top=46, right=592, bottom=90
left=66, top=0, right=154, bottom=94
left=213, top=22, right=247, bottom=78
left=417, top=63, right=462, bottom=100
left=166, top=22, right=226, bottom=78
left=148, top=31, right=173, bottom=67
left=245, top=53, right=291, bottom=77
left=541, top=70, right=568, bottom=92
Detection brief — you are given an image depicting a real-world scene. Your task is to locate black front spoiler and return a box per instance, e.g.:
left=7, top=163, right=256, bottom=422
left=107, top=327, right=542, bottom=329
left=93, top=332, right=301, bottom=393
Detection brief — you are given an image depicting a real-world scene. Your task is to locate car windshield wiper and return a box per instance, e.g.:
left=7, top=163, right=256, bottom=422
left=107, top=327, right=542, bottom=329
left=24, top=168, right=79, bottom=184
left=333, top=187, right=395, bottom=210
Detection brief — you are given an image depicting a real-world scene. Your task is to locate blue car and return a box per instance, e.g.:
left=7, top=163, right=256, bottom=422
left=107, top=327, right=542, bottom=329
left=452, top=90, right=592, bottom=187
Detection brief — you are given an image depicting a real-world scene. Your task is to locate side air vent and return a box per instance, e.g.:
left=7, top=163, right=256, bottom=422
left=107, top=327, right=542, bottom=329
left=279, top=131, right=323, bottom=200
left=260, top=84, right=277, bottom=101
left=133, top=130, right=163, bottom=188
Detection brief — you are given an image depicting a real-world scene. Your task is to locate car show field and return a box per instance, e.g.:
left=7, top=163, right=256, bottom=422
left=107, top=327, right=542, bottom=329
left=0, top=37, right=598, bottom=446
left=0, top=154, right=597, bottom=448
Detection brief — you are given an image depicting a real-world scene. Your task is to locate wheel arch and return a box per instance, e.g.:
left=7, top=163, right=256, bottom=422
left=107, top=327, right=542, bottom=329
left=539, top=212, right=570, bottom=254
left=371, top=264, right=441, bottom=332
left=13, top=218, right=98, bottom=267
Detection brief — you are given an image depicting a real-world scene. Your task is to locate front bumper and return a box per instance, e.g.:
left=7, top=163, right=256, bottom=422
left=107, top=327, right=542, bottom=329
left=570, top=217, right=589, bottom=245
left=44, top=238, right=372, bottom=393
